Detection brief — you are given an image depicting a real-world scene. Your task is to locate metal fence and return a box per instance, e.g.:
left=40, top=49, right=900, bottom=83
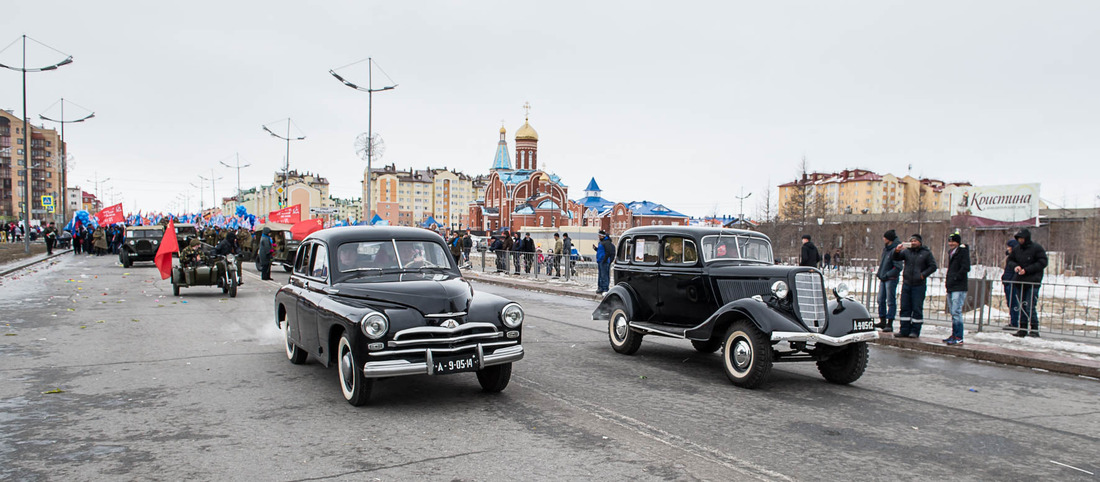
left=820, top=264, right=1100, bottom=340
left=464, top=249, right=600, bottom=287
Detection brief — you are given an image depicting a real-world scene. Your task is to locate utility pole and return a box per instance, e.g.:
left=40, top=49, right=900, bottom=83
left=191, top=180, right=205, bottom=215
left=87, top=172, right=110, bottom=211
left=262, top=119, right=305, bottom=208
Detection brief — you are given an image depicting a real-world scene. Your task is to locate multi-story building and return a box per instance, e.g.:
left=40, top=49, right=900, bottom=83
left=365, top=164, right=481, bottom=228
left=778, top=168, right=970, bottom=219
left=228, top=170, right=334, bottom=221
left=0, top=109, right=65, bottom=223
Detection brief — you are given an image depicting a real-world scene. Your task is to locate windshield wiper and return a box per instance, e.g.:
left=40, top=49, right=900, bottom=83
left=345, top=267, right=384, bottom=279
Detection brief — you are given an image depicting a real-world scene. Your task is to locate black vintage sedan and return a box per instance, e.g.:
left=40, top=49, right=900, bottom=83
left=274, top=226, right=524, bottom=405
left=593, top=226, right=877, bottom=388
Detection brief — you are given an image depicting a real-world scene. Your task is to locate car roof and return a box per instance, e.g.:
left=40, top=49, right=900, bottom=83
left=128, top=226, right=163, bottom=230
left=620, top=225, right=771, bottom=242
left=304, top=226, right=446, bottom=245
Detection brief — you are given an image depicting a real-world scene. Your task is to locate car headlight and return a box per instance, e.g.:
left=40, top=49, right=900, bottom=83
left=501, top=303, right=524, bottom=328
left=771, top=280, right=789, bottom=299
left=360, top=312, right=389, bottom=339
left=834, top=283, right=851, bottom=299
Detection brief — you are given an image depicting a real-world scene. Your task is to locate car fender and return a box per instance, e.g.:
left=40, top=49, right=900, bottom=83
left=685, top=298, right=806, bottom=341
left=824, top=299, right=873, bottom=338
left=592, top=283, right=639, bottom=321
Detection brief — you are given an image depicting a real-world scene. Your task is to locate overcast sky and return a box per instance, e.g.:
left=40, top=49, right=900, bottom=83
left=3, top=1, right=1098, bottom=218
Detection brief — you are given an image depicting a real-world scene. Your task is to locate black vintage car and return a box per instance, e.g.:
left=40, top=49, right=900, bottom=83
left=592, top=226, right=877, bottom=388
left=119, top=226, right=165, bottom=267
left=274, top=226, right=525, bottom=405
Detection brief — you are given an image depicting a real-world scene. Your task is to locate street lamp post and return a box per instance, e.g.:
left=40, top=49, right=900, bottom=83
left=198, top=173, right=222, bottom=216
left=39, top=98, right=94, bottom=227
left=735, top=187, right=752, bottom=228
left=0, top=35, right=73, bottom=253
left=330, top=58, right=397, bottom=221
left=219, top=153, right=250, bottom=212
left=191, top=180, right=205, bottom=215
left=87, top=172, right=110, bottom=211
left=262, top=119, right=305, bottom=208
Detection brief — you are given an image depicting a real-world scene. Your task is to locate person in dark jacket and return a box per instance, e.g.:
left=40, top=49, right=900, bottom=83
left=215, top=232, right=243, bottom=286
left=943, top=231, right=970, bottom=345
left=501, top=229, right=513, bottom=273
left=799, top=235, right=820, bottom=268
left=461, top=231, right=473, bottom=267
left=596, top=230, right=615, bottom=294
left=1006, top=228, right=1047, bottom=337
left=892, top=233, right=937, bottom=338
left=521, top=233, right=536, bottom=273
left=257, top=227, right=274, bottom=280
left=512, top=232, right=523, bottom=275
left=490, top=235, right=505, bottom=272
left=1001, top=239, right=1020, bottom=330
left=875, top=230, right=903, bottom=332
left=562, top=233, right=575, bottom=277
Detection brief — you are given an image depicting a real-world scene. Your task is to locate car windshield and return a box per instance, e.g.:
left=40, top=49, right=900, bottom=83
left=127, top=230, right=159, bottom=238
left=336, top=240, right=453, bottom=273
left=700, top=235, right=773, bottom=264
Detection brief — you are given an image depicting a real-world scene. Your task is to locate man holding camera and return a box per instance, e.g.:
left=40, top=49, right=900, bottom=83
left=892, top=233, right=937, bottom=338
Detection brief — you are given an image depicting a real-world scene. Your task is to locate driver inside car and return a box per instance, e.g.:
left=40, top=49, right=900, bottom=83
left=337, top=244, right=361, bottom=271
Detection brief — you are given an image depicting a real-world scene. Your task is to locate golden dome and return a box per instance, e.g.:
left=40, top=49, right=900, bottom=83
left=499, top=126, right=506, bottom=134
left=515, top=121, right=538, bottom=141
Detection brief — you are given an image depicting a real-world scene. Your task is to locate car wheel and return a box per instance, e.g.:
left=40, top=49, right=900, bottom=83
left=721, top=320, right=772, bottom=388
left=476, top=363, right=512, bottom=393
left=338, top=332, right=372, bottom=406
left=607, top=301, right=642, bottom=355
left=284, top=320, right=307, bottom=365
left=817, top=342, right=869, bottom=385
left=691, top=339, right=721, bottom=354
left=121, top=251, right=132, bottom=268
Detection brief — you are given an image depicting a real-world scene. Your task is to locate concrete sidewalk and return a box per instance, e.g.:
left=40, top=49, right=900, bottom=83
left=463, top=270, right=1100, bottom=379
left=0, top=248, right=73, bottom=278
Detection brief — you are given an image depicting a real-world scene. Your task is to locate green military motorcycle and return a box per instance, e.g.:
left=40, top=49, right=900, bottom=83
left=170, top=251, right=239, bottom=298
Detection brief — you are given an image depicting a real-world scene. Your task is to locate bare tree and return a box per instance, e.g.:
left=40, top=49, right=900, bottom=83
left=780, top=156, right=813, bottom=229
left=757, top=182, right=775, bottom=225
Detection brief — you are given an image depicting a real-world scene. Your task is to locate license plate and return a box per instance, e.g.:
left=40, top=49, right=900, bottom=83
left=851, top=320, right=876, bottom=332
left=432, top=354, right=478, bottom=375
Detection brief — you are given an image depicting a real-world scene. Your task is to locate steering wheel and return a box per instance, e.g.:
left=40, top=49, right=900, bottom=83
left=403, top=259, right=435, bottom=269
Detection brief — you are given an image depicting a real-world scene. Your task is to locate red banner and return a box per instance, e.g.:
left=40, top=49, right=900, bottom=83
left=269, top=204, right=302, bottom=224
left=96, top=203, right=125, bottom=225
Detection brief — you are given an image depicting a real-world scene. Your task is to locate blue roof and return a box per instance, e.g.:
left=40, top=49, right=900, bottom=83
left=577, top=195, right=615, bottom=213
left=625, top=200, right=687, bottom=217
left=498, top=170, right=566, bottom=188
left=584, top=177, right=601, bottom=192
left=514, top=205, right=535, bottom=215
left=536, top=199, right=560, bottom=210
left=492, top=139, right=511, bottom=170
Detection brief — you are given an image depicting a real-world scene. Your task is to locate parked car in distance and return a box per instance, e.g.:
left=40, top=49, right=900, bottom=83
left=274, top=226, right=525, bottom=405
left=119, top=226, right=165, bottom=267
left=592, top=226, right=877, bottom=388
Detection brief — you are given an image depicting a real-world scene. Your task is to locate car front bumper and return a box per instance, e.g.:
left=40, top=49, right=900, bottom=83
left=771, top=330, right=879, bottom=346
left=362, top=343, right=524, bottom=378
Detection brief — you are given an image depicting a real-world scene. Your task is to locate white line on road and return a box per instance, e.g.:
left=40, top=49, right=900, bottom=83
left=1049, top=460, right=1095, bottom=475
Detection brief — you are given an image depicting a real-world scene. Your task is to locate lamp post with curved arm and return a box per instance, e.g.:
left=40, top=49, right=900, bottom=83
left=0, top=35, right=74, bottom=253
left=40, top=98, right=94, bottom=226
left=329, top=58, right=397, bottom=221
left=262, top=119, right=305, bottom=209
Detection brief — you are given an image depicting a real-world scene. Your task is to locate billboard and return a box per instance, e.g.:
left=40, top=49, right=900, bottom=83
left=950, top=183, right=1039, bottom=227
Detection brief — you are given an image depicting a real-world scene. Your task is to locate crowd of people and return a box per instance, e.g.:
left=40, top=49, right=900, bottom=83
left=855, top=228, right=1048, bottom=345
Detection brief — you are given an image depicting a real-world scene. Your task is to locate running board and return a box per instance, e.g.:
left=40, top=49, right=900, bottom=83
left=627, top=321, right=690, bottom=339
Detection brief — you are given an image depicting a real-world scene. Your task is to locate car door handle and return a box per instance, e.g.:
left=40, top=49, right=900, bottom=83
left=659, top=273, right=671, bottom=277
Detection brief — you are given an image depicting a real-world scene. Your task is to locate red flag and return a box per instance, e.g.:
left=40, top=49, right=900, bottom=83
left=291, top=218, right=324, bottom=240
left=96, top=203, right=125, bottom=225
left=269, top=204, right=302, bottom=224
left=154, top=219, right=179, bottom=280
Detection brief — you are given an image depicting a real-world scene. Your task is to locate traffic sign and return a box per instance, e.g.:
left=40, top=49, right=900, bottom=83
left=41, top=195, right=54, bottom=206
left=309, top=207, right=339, bottom=215
left=276, top=187, right=284, bottom=194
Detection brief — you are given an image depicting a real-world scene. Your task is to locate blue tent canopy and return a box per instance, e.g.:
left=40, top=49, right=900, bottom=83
left=420, top=216, right=441, bottom=228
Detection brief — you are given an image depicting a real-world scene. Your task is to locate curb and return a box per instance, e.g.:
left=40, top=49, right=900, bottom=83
left=871, top=336, right=1100, bottom=379
left=465, top=271, right=1100, bottom=380
left=0, top=249, right=74, bottom=278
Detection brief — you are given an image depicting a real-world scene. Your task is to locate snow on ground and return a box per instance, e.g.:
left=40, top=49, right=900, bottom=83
left=919, top=323, right=1100, bottom=362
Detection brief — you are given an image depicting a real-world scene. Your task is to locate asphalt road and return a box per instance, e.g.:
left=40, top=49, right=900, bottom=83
left=1, top=254, right=1098, bottom=481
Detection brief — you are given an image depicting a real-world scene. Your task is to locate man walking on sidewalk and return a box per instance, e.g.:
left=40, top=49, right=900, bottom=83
left=874, top=230, right=902, bottom=332
left=944, top=231, right=970, bottom=345
left=596, top=230, right=614, bottom=294
left=893, top=233, right=937, bottom=338
left=1007, top=228, right=1047, bottom=338
left=799, top=235, right=820, bottom=268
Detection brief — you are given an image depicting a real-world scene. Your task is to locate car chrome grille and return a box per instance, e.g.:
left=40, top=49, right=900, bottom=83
left=385, top=322, right=502, bottom=349
left=794, top=272, right=826, bottom=332
left=717, top=279, right=772, bottom=304
left=136, top=240, right=153, bottom=251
